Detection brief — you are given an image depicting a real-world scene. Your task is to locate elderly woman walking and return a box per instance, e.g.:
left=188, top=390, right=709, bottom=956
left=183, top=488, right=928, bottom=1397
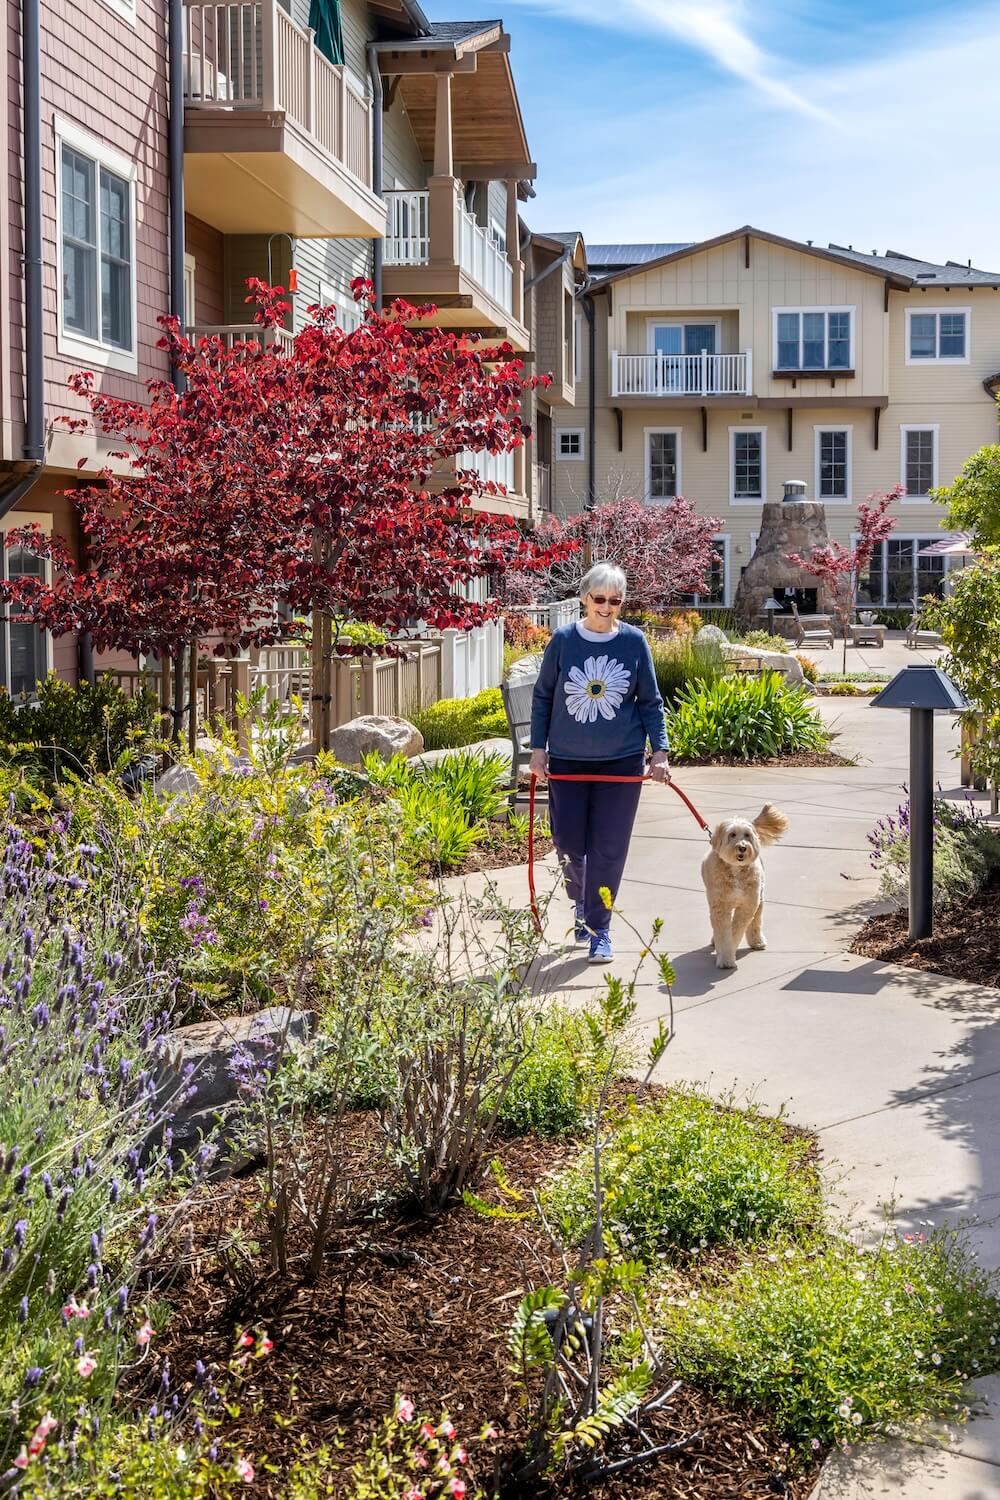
left=529, top=562, right=670, bottom=962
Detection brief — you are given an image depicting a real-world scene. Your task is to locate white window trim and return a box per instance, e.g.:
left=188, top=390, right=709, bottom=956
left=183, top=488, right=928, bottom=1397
left=853, top=531, right=955, bottom=606
left=772, top=305, right=855, bottom=372
left=643, top=426, right=682, bottom=504
left=645, top=316, right=722, bottom=354
left=573, top=310, right=582, bottom=384
left=905, top=306, right=971, bottom=366
left=98, top=0, right=137, bottom=24
left=55, top=116, right=138, bottom=375
left=813, top=424, right=853, bottom=504
left=728, top=426, right=767, bottom=505
left=183, top=252, right=196, bottom=330
left=899, top=424, right=940, bottom=500
left=0, top=512, right=52, bottom=696
left=556, top=428, right=585, bottom=461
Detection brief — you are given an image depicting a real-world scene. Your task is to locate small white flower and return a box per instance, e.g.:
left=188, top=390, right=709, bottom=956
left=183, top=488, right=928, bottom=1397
left=851, top=1412, right=863, bottom=1427
left=932, top=1353, right=942, bottom=1366
left=784, top=1247, right=796, bottom=1259
left=838, top=1403, right=852, bottom=1419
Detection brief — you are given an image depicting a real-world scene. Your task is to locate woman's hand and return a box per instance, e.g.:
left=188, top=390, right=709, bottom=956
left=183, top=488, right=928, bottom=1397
left=529, top=749, right=548, bottom=782
left=648, top=751, right=671, bottom=784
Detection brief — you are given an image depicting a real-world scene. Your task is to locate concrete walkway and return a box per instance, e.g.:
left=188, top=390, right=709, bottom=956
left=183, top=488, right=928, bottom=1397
left=462, top=636, right=1000, bottom=1497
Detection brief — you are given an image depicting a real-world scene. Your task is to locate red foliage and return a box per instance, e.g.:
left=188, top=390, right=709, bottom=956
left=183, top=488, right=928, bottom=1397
left=786, top=487, right=901, bottom=667
left=502, top=494, right=723, bottom=612
left=0, top=281, right=575, bottom=660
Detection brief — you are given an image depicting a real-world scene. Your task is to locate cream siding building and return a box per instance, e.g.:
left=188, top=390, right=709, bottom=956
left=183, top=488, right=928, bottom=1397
left=553, top=229, right=1000, bottom=611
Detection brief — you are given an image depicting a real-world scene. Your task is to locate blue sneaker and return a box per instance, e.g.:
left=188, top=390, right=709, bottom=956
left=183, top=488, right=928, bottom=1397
left=588, top=930, right=613, bottom=964
left=574, top=903, right=588, bottom=943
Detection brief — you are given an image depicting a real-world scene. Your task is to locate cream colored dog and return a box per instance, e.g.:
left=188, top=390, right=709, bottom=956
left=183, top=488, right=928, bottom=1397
left=701, top=805, right=788, bottom=969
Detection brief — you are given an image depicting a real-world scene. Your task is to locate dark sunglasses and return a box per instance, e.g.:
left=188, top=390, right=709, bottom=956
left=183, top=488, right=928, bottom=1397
left=589, top=594, right=623, bottom=607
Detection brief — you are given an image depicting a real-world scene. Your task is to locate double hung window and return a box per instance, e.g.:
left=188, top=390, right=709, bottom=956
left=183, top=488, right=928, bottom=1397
left=57, top=121, right=136, bottom=372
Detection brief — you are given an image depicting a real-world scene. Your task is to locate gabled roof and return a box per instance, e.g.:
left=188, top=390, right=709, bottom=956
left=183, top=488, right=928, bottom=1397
left=589, top=226, right=918, bottom=289
left=825, top=245, right=1000, bottom=289
left=530, top=230, right=587, bottom=271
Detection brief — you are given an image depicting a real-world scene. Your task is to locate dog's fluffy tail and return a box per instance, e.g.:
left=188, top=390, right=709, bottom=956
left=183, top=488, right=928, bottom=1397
left=753, top=804, right=788, bottom=844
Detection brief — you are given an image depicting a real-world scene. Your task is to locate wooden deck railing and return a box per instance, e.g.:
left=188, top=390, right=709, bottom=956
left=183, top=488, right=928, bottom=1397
left=183, top=0, right=372, bottom=189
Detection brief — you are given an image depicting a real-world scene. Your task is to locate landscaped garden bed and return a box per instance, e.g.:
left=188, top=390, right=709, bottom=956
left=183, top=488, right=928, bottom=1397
left=852, top=871, right=1000, bottom=987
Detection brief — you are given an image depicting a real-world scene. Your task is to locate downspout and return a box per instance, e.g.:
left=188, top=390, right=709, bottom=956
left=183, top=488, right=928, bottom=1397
left=581, top=290, right=596, bottom=509
left=168, top=0, right=186, bottom=385
left=0, top=0, right=45, bottom=520
left=367, top=44, right=384, bottom=309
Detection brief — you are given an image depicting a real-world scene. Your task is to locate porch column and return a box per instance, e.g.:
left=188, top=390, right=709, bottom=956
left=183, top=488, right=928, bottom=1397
left=433, top=72, right=453, bottom=177
left=505, top=178, right=523, bottom=322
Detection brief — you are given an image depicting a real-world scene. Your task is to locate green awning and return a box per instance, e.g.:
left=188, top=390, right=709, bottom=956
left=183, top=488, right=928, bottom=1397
left=309, top=0, right=344, bottom=66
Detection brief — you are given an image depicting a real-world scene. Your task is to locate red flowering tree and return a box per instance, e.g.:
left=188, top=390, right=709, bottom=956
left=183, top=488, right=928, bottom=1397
left=503, top=494, right=723, bottom=613
left=0, top=281, right=574, bottom=737
left=786, top=487, right=901, bottom=671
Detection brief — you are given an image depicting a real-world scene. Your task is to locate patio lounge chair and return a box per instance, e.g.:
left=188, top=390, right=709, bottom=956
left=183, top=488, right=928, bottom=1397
left=500, top=675, right=536, bottom=807
left=905, top=620, right=944, bottom=649
left=790, top=602, right=834, bottom=650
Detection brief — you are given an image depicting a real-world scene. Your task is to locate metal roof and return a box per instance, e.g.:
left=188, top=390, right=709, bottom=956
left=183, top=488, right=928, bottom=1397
left=586, top=242, right=694, bottom=269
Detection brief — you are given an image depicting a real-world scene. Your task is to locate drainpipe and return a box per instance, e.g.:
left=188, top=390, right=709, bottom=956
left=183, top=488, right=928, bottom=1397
left=168, top=0, right=186, bottom=386
left=367, top=44, right=384, bottom=308
left=581, top=290, right=596, bottom=509
left=0, top=0, right=45, bottom=520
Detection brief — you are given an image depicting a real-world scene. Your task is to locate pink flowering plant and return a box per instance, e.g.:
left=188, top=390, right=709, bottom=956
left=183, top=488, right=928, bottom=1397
left=348, top=1397, right=499, bottom=1499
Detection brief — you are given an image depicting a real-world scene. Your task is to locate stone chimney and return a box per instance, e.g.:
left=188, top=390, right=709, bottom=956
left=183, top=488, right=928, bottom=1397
left=733, top=479, right=836, bottom=629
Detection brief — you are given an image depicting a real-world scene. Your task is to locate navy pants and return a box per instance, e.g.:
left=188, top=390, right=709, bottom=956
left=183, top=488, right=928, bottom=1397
left=547, top=753, right=645, bottom=934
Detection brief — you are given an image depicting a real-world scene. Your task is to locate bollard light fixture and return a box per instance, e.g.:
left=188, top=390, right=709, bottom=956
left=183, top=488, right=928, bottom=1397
left=870, top=664, right=971, bottom=941
left=762, top=597, right=782, bottom=636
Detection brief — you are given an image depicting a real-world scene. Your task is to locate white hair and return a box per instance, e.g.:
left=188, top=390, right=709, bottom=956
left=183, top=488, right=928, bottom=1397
left=579, top=562, right=627, bottom=602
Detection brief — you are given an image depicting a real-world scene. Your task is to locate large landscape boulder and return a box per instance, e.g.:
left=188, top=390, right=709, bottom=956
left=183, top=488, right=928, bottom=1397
left=722, top=643, right=804, bottom=686
left=328, top=714, right=423, bottom=764
left=506, top=653, right=542, bottom=685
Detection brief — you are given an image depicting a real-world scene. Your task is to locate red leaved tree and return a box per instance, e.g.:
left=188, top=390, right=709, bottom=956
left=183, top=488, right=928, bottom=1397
left=503, top=494, right=723, bottom=613
left=786, top=487, right=901, bottom=671
left=0, top=281, right=575, bottom=738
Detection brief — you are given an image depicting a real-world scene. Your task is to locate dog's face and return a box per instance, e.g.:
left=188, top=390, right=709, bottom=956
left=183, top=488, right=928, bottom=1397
left=711, top=818, right=761, bottom=868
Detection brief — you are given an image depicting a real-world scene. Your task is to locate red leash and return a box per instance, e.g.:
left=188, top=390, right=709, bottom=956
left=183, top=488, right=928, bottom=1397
left=526, top=770, right=712, bottom=935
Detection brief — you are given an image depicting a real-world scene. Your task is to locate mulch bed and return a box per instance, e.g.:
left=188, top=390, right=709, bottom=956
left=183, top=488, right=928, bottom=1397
left=674, top=752, right=853, bottom=770
left=851, top=873, right=1000, bottom=988
left=145, top=1101, right=821, bottom=1498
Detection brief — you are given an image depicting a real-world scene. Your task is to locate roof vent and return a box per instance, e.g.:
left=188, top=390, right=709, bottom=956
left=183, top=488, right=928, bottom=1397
left=782, top=480, right=808, bottom=503
left=916, top=272, right=936, bottom=280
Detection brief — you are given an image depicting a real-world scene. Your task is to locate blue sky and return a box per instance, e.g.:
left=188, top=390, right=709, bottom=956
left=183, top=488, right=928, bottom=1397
left=481, top=0, right=1000, bottom=268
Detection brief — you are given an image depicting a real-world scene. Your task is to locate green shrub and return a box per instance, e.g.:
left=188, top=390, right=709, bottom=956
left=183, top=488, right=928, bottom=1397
left=334, top=621, right=389, bottom=651
left=62, top=703, right=422, bottom=1019
left=649, top=635, right=727, bottom=707
left=826, top=682, right=861, bottom=696
left=661, top=1229, right=1000, bottom=1449
left=542, top=1093, right=820, bottom=1263
left=0, top=673, right=158, bottom=787
left=498, top=992, right=634, bottom=1138
left=666, top=674, right=831, bottom=761
left=868, top=795, right=1000, bottom=910
left=409, top=688, right=508, bottom=750
left=736, top=630, right=792, bottom=653
left=361, top=749, right=509, bottom=870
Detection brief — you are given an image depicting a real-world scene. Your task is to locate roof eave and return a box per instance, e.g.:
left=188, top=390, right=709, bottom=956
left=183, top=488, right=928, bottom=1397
left=593, top=226, right=914, bottom=289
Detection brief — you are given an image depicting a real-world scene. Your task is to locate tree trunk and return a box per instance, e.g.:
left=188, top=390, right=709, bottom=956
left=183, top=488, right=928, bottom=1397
left=188, top=642, right=199, bottom=752
left=171, top=649, right=185, bottom=743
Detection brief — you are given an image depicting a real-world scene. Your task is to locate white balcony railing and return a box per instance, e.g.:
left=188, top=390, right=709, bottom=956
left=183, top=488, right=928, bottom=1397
left=187, top=323, right=296, bottom=354
left=460, top=448, right=514, bottom=492
left=182, top=0, right=372, bottom=189
left=383, top=190, right=513, bottom=314
left=611, top=350, right=752, bottom=397
left=457, top=205, right=512, bottom=313
left=384, top=191, right=430, bottom=264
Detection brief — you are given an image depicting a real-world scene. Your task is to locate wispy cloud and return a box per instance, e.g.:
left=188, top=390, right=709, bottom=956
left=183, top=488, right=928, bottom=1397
left=504, top=0, right=836, bottom=121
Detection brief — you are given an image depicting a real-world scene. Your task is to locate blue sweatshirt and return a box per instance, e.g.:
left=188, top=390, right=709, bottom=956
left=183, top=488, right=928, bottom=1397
left=530, top=622, right=668, bottom=761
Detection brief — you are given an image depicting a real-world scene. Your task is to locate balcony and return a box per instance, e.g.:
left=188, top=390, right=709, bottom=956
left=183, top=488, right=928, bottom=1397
left=182, top=0, right=386, bottom=239
left=611, top=351, right=752, bottom=400
left=187, top=323, right=296, bottom=353
left=381, top=183, right=528, bottom=350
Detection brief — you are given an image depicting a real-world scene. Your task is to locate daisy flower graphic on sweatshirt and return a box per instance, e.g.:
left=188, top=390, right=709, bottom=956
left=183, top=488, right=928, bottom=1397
left=564, top=655, right=631, bottom=723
